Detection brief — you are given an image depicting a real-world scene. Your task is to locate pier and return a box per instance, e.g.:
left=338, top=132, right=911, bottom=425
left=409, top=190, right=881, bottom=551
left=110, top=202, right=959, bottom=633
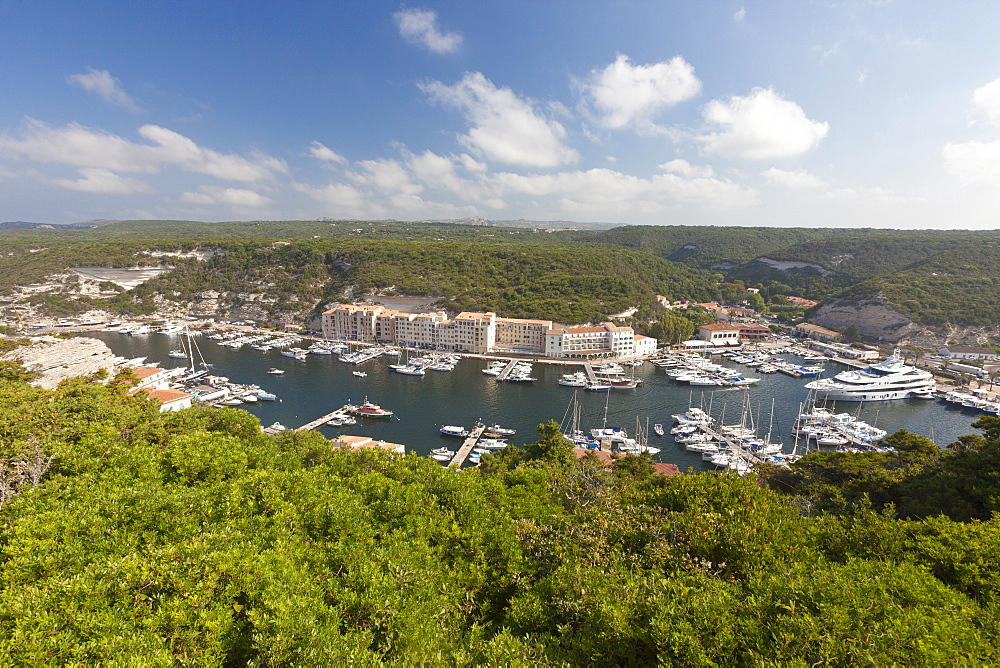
left=698, top=423, right=776, bottom=468
left=342, top=348, right=386, bottom=365
left=583, top=362, right=598, bottom=382
left=494, top=359, right=522, bottom=382
left=295, top=406, right=352, bottom=431
left=449, top=423, right=486, bottom=467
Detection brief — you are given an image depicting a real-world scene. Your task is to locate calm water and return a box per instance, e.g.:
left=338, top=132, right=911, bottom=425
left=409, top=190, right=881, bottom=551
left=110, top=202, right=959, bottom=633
left=85, top=332, right=982, bottom=470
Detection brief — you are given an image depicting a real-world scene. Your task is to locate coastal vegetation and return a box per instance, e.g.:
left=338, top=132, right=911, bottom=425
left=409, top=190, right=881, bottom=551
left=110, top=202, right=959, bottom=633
left=2, top=220, right=999, bottom=328
left=1, top=375, right=999, bottom=663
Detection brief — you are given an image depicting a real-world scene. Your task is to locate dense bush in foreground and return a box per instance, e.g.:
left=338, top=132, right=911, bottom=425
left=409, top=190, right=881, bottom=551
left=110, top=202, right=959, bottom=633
left=1, top=378, right=999, bottom=663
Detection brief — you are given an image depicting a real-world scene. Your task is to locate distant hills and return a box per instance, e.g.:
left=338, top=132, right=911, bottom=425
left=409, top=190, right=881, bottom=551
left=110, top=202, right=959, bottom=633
left=1, top=219, right=119, bottom=230
left=1, top=218, right=998, bottom=339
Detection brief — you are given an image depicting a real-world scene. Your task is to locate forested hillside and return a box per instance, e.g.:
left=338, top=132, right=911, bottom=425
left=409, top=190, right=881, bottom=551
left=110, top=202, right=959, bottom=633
left=2, top=220, right=999, bottom=328
left=1, top=375, right=999, bottom=663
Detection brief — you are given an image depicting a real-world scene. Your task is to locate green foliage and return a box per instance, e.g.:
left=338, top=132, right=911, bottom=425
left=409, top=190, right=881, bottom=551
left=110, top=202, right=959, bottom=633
left=3, top=221, right=1000, bottom=327
left=1, top=377, right=999, bottom=662
left=646, top=311, right=696, bottom=344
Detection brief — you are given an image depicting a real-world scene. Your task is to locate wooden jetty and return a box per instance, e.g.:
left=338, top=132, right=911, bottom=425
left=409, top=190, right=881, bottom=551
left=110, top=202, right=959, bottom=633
left=494, top=359, right=522, bottom=382
left=698, top=423, right=774, bottom=468
left=295, top=406, right=351, bottom=432
left=583, top=362, right=598, bottom=382
left=449, top=423, right=487, bottom=467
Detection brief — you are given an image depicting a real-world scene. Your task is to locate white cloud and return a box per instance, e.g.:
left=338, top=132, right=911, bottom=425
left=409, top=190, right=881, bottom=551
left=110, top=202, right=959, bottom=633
left=491, top=166, right=756, bottom=212
left=181, top=186, right=272, bottom=207
left=761, top=167, right=824, bottom=189
left=699, top=87, right=829, bottom=159
left=66, top=67, right=142, bottom=112
left=420, top=72, right=578, bottom=167
left=583, top=54, right=701, bottom=131
left=942, top=139, right=1000, bottom=187
left=0, top=119, right=286, bottom=182
left=406, top=150, right=475, bottom=195
left=659, top=159, right=713, bottom=178
left=52, top=167, right=150, bottom=194
left=347, top=158, right=423, bottom=196
left=734, top=7, right=746, bottom=22
left=394, top=8, right=462, bottom=54
left=295, top=182, right=369, bottom=211
left=972, top=77, right=1000, bottom=125
left=308, top=141, right=347, bottom=164
left=137, top=125, right=287, bottom=181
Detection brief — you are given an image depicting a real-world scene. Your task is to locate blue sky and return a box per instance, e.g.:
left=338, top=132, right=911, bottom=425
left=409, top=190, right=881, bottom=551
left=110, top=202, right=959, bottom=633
left=2, top=1, right=1000, bottom=228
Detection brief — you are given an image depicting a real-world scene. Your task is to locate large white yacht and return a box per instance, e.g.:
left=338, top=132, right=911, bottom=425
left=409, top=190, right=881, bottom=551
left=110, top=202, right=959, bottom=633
left=804, top=350, right=935, bottom=402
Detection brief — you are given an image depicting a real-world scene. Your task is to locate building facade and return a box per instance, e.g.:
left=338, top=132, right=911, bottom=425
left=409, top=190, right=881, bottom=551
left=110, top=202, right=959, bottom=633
left=545, top=323, right=635, bottom=359
left=698, top=323, right=741, bottom=346
left=795, top=322, right=842, bottom=342
left=321, top=304, right=555, bottom=355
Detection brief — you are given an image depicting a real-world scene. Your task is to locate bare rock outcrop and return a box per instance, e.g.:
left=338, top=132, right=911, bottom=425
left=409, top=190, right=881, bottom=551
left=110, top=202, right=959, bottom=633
left=811, top=299, right=922, bottom=342
left=1, top=336, right=115, bottom=389
left=812, top=298, right=1000, bottom=348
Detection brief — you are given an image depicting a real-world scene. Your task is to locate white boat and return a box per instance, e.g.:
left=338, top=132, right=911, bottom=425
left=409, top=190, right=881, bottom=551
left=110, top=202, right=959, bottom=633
left=168, top=349, right=188, bottom=359
left=440, top=425, right=469, bottom=438
left=266, top=368, right=285, bottom=375
left=653, top=424, right=665, bottom=437
left=430, top=447, right=455, bottom=461
left=685, top=441, right=720, bottom=453
left=585, top=382, right=612, bottom=391
left=483, top=424, right=516, bottom=436
left=352, top=371, right=367, bottom=377
left=477, top=438, right=508, bottom=450
left=804, top=350, right=935, bottom=402
left=671, top=407, right=714, bottom=425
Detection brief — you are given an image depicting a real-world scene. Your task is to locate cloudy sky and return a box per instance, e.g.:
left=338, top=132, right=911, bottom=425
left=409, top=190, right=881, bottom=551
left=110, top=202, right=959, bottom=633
left=2, top=1, right=1000, bottom=228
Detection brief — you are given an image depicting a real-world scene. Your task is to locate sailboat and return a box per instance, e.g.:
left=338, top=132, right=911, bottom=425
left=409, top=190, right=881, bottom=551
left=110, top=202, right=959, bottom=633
left=559, top=391, right=592, bottom=447
left=175, top=326, right=211, bottom=383
left=618, top=417, right=661, bottom=455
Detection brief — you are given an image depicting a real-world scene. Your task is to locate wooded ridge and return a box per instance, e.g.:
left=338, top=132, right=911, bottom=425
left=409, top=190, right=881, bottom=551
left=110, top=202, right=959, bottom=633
left=1, top=220, right=998, bottom=329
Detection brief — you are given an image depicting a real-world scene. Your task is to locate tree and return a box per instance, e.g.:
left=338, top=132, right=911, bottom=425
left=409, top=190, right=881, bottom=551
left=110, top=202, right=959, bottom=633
left=647, top=313, right=695, bottom=345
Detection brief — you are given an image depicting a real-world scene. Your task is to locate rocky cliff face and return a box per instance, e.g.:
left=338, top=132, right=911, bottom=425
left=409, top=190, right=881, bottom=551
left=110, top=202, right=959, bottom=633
left=812, top=298, right=1000, bottom=348
left=1, top=336, right=116, bottom=389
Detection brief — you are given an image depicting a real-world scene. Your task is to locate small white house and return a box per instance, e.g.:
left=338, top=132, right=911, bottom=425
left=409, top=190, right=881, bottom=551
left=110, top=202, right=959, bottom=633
left=939, top=345, right=998, bottom=361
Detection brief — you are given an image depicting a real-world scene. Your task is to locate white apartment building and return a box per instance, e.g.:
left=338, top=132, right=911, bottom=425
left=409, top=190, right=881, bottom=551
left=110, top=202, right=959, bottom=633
left=322, top=305, right=635, bottom=358
left=633, top=334, right=658, bottom=357
left=545, top=323, right=635, bottom=359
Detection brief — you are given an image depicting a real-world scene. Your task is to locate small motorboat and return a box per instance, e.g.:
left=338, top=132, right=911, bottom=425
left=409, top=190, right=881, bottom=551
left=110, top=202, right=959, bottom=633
left=653, top=423, right=665, bottom=437
left=430, top=447, right=454, bottom=462
left=267, top=368, right=285, bottom=375
left=352, top=371, right=367, bottom=377
left=440, top=425, right=469, bottom=438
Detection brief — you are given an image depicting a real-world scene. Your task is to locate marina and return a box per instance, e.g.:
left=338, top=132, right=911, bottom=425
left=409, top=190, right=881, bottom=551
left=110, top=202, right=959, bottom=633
left=84, top=330, right=985, bottom=471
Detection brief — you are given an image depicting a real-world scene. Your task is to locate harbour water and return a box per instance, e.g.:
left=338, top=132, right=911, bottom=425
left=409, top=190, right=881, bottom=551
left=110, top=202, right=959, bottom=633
left=85, top=332, right=984, bottom=470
